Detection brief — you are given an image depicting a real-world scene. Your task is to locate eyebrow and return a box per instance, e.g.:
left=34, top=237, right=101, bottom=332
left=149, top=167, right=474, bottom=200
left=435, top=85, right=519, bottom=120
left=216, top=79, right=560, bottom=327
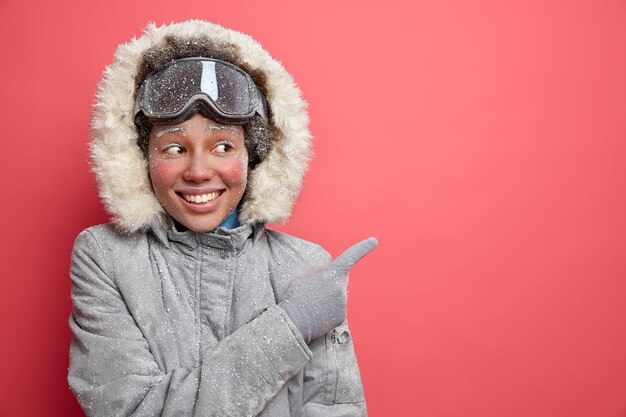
left=154, top=124, right=237, bottom=139
left=206, top=125, right=238, bottom=133
left=155, top=127, right=186, bottom=139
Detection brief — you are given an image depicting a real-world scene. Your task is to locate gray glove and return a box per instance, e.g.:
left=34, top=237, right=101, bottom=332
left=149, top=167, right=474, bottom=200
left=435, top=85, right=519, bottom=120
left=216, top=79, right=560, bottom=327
left=279, top=237, right=378, bottom=344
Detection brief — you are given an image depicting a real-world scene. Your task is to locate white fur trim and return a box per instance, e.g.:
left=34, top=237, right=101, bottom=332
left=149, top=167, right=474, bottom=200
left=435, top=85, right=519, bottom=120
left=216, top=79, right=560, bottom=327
left=90, top=20, right=312, bottom=233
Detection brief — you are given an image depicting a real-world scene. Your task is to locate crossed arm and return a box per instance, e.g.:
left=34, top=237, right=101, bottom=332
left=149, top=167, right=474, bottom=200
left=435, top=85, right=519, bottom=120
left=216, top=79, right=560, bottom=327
left=68, top=230, right=375, bottom=416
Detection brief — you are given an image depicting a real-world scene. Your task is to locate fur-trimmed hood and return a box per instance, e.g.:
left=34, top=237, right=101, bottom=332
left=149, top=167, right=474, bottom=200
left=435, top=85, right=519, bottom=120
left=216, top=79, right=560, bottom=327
left=90, top=20, right=312, bottom=233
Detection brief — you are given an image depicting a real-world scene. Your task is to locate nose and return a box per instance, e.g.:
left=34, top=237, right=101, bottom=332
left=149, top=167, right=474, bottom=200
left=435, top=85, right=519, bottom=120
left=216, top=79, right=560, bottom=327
left=183, top=153, right=215, bottom=183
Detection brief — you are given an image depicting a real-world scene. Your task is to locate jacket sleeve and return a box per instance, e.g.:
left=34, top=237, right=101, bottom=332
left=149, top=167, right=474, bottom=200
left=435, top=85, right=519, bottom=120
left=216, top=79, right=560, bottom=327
left=265, top=234, right=368, bottom=416
left=298, top=323, right=368, bottom=417
left=68, top=230, right=313, bottom=417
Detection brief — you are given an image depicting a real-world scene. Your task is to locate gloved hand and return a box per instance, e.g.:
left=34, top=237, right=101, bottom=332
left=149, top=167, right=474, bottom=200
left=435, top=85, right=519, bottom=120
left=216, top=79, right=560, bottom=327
left=279, top=237, right=378, bottom=344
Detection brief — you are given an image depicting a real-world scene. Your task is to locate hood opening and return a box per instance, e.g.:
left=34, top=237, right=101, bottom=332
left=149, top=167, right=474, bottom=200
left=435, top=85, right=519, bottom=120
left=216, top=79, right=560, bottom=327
left=91, top=20, right=312, bottom=233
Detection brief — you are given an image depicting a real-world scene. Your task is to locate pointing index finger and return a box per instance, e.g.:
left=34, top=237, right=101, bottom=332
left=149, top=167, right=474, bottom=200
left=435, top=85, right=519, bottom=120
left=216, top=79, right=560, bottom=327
left=333, top=237, right=378, bottom=274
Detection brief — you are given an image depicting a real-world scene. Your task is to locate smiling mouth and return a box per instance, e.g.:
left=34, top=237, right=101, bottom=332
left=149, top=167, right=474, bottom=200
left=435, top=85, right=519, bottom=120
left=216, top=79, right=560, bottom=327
left=179, top=191, right=223, bottom=204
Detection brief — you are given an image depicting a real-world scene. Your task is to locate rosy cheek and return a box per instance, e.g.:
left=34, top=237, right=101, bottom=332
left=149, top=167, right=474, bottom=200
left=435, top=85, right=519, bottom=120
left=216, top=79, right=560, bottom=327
left=149, top=159, right=178, bottom=190
left=220, top=156, right=248, bottom=186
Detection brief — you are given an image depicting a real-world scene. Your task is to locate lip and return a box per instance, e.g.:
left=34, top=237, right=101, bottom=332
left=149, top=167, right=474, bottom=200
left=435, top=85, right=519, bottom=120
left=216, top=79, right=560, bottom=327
left=176, top=190, right=224, bottom=213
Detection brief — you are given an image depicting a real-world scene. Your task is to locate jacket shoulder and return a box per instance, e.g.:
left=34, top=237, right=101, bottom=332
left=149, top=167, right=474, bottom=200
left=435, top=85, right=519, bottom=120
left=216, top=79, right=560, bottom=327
left=263, top=229, right=331, bottom=267
left=72, top=224, right=150, bottom=272
left=73, top=223, right=147, bottom=248
left=266, top=229, right=332, bottom=275
left=260, top=230, right=330, bottom=298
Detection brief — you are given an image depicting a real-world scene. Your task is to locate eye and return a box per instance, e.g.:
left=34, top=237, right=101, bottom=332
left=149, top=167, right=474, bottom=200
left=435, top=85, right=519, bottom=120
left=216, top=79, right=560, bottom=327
left=163, top=144, right=185, bottom=156
left=214, top=142, right=233, bottom=153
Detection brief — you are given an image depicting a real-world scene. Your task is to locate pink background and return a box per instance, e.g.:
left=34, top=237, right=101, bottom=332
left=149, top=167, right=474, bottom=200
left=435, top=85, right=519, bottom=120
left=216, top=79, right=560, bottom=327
left=1, top=1, right=626, bottom=416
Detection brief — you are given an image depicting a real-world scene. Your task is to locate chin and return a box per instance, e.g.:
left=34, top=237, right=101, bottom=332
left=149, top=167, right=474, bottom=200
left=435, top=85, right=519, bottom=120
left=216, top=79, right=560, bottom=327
left=183, top=218, right=222, bottom=233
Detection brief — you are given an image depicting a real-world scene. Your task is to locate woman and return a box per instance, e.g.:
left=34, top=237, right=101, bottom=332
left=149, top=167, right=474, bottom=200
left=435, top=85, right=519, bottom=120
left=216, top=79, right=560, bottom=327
left=69, top=20, right=376, bottom=416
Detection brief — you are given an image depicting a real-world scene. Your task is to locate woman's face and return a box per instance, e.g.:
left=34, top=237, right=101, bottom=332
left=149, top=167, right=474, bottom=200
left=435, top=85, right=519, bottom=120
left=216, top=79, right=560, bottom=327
left=148, top=113, right=248, bottom=232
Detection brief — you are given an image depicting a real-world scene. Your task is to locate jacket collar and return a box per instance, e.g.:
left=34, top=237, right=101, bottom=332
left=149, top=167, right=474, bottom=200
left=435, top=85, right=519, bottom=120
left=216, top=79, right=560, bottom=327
left=151, top=215, right=264, bottom=253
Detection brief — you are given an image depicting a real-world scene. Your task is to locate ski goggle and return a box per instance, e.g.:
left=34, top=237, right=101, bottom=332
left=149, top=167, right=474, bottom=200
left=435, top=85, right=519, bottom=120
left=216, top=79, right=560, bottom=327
left=135, top=57, right=268, bottom=125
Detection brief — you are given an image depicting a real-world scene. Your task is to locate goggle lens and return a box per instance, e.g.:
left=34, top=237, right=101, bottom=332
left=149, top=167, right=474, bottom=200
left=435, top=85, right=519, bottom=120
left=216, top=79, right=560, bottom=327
left=136, top=58, right=264, bottom=123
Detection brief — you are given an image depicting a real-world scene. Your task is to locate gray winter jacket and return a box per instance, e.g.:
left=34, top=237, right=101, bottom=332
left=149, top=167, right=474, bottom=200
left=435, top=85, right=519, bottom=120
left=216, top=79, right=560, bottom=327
left=69, top=20, right=368, bottom=416
left=69, top=220, right=366, bottom=416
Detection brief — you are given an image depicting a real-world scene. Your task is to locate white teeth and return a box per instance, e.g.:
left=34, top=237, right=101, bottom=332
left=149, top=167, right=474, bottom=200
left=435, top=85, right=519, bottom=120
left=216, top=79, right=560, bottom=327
left=183, top=192, right=221, bottom=204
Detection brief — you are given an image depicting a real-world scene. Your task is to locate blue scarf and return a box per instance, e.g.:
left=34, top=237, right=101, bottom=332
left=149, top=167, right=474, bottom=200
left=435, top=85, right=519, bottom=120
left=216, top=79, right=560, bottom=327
left=219, top=209, right=240, bottom=230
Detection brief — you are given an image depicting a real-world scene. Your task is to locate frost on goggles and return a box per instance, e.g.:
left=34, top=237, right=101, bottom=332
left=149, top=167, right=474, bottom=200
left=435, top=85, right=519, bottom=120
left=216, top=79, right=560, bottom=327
left=135, top=58, right=267, bottom=124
